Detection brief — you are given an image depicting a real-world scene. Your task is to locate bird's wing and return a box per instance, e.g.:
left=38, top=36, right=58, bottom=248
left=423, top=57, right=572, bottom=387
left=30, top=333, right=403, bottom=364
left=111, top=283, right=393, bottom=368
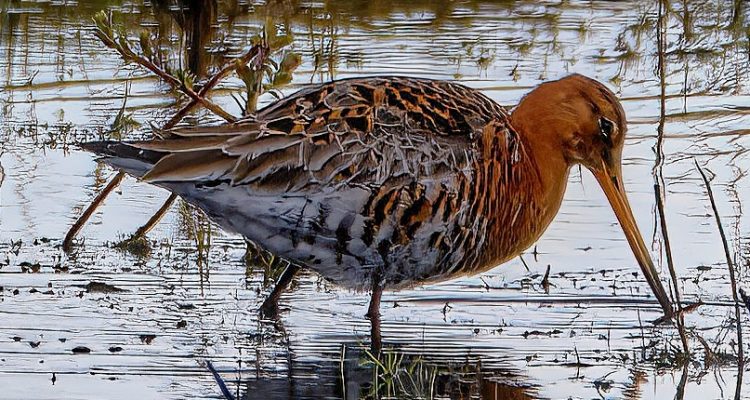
left=127, top=77, right=506, bottom=192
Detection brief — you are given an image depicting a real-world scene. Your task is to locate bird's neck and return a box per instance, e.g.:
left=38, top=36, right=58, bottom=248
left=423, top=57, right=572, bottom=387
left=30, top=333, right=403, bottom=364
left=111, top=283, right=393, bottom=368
left=509, top=103, right=572, bottom=206
left=513, top=120, right=571, bottom=208
left=471, top=115, right=571, bottom=270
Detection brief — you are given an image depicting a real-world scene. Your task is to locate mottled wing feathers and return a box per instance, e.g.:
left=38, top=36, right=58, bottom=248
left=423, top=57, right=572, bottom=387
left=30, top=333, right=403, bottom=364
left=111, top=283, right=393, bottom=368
left=140, top=150, right=236, bottom=182
left=133, top=77, right=505, bottom=191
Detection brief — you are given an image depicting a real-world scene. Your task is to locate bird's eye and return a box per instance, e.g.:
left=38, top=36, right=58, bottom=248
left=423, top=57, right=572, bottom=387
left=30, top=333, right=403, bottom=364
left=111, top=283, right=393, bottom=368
left=599, top=117, right=614, bottom=140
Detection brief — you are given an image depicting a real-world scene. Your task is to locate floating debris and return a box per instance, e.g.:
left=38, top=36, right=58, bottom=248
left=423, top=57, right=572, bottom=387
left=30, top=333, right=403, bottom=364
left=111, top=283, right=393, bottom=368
left=71, top=346, right=91, bottom=354
left=139, top=334, right=156, bottom=344
left=75, top=282, right=126, bottom=294
left=522, top=329, right=562, bottom=339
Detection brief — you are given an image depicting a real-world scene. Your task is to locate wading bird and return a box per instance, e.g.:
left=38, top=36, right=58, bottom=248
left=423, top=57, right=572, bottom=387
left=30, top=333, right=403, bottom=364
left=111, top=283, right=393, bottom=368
left=83, top=74, right=674, bottom=350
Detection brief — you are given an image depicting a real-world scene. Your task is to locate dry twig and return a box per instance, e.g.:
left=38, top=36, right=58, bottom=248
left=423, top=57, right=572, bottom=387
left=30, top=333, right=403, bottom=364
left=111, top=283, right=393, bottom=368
left=695, top=159, right=744, bottom=400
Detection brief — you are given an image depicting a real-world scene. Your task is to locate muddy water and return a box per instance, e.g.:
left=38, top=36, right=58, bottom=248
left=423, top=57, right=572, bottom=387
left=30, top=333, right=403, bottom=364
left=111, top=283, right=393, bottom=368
left=1, top=1, right=749, bottom=399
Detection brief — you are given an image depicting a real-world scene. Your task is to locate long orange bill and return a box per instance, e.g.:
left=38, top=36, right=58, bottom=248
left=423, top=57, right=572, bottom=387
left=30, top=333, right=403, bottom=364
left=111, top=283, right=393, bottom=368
left=592, top=164, right=674, bottom=319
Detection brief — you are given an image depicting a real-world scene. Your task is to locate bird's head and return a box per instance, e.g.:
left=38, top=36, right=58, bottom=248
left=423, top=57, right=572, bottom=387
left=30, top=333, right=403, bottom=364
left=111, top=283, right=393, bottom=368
left=511, top=74, right=674, bottom=319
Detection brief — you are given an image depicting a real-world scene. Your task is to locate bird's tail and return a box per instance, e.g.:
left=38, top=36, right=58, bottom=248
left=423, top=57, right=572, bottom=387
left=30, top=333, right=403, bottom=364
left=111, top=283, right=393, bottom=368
left=79, top=122, right=259, bottom=181
left=80, top=140, right=165, bottom=179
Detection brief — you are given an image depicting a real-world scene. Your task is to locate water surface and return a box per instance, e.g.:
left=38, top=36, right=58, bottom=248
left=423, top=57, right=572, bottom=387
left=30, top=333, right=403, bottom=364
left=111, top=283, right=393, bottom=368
left=1, top=1, right=749, bottom=399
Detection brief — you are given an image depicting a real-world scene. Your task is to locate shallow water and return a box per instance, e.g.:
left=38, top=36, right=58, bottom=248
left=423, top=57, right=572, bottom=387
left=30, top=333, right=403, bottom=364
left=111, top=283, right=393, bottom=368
left=1, top=1, right=750, bottom=399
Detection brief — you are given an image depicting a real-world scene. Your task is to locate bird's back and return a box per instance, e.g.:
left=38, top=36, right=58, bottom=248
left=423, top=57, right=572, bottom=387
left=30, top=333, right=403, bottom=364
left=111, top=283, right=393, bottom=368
left=87, top=77, right=546, bottom=289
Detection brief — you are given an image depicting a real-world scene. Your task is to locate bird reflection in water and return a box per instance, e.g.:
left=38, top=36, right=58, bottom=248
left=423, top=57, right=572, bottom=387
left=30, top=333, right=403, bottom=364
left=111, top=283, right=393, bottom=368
left=242, top=346, right=535, bottom=400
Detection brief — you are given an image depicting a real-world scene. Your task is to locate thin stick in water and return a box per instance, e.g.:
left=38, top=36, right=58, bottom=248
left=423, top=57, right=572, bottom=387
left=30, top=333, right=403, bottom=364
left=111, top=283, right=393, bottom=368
left=695, top=159, right=744, bottom=399
left=63, top=171, right=126, bottom=252
left=206, top=360, right=236, bottom=400
left=131, top=193, right=178, bottom=238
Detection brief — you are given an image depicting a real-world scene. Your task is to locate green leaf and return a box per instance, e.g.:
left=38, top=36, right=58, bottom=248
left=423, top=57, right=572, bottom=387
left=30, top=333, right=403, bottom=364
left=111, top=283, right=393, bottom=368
left=270, top=71, right=293, bottom=88
left=279, top=52, right=302, bottom=73
left=117, top=36, right=134, bottom=58
left=139, top=31, right=153, bottom=59
left=235, top=61, right=260, bottom=89
left=269, top=34, right=293, bottom=50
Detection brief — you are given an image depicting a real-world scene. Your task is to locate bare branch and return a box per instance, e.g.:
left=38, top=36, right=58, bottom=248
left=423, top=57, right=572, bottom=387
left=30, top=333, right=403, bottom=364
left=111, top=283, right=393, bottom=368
left=92, top=11, right=236, bottom=123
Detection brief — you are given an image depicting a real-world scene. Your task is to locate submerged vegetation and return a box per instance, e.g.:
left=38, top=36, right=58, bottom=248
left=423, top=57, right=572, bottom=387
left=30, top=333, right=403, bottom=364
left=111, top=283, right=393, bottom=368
left=359, top=347, right=535, bottom=399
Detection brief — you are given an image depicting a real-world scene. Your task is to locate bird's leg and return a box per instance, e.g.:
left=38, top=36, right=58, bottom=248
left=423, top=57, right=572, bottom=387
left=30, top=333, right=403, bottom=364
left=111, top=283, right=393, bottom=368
left=366, top=272, right=384, bottom=355
left=260, top=264, right=301, bottom=320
